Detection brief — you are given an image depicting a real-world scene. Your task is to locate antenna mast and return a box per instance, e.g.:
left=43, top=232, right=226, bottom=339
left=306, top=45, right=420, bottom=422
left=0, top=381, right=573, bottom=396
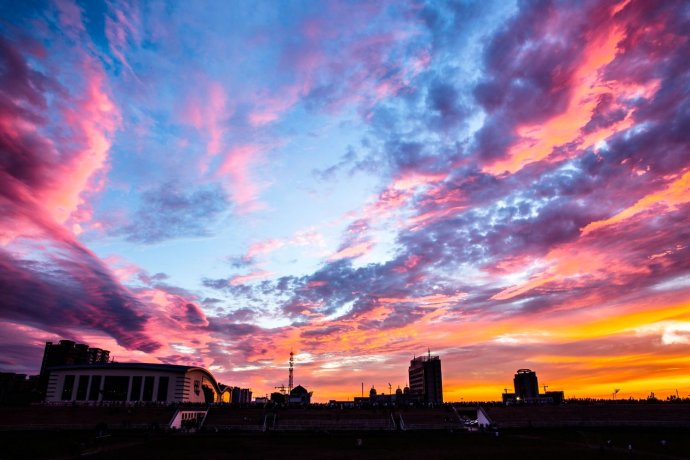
left=288, top=349, right=294, bottom=394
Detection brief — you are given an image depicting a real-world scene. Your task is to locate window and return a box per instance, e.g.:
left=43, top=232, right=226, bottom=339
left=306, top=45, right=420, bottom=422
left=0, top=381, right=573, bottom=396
left=194, top=379, right=200, bottom=395
left=88, top=375, right=102, bottom=401
left=61, top=375, right=75, bottom=401
left=156, top=376, right=169, bottom=402
left=103, top=376, right=129, bottom=401
left=75, top=375, right=89, bottom=401
left=142, top=376, right=154, bottom=401
left=130, top=376, right=142, bottom=401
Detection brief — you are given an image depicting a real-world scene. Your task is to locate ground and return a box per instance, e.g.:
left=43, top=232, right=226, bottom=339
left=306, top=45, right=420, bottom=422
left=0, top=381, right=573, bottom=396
left=1, top=428, right=689, bottom=459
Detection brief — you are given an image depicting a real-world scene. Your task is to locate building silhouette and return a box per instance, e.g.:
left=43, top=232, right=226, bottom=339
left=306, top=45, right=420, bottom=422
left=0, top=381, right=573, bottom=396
left=38, top=340, right=110, bottom=397
left=44, top=363, right=220, bottom=403
left=219, top=385, right=252, bottom=404
left=514, top=369, right=539, bottom=400
left=289, top=385, right=312, bottom=405
left=502, top=368, right=564, bottom=404
left=408, top=350, right=443, bottom=405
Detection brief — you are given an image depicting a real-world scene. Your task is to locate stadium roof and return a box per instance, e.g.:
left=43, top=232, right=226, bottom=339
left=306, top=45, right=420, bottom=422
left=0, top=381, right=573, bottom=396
left=48, top=362, right=203, bottom=373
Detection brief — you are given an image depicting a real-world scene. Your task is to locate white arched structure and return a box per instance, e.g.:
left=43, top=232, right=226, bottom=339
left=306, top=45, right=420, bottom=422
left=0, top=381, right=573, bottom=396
left=45, top=363, right=220, bottom=404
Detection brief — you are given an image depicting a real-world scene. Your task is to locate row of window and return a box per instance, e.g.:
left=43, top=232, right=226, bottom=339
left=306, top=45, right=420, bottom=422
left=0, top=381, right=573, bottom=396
left=61, top=375, right=170, bottom=402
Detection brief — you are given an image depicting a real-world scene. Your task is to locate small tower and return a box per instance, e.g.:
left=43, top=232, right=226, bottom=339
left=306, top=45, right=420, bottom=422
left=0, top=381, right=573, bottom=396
left=288, top=350, right=294, bottom=394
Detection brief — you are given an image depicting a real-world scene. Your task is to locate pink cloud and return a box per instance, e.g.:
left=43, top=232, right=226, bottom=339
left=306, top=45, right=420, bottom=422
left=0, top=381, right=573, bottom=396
left=582, top=169, right=690, bottom=236
left=102, top=255, right=142, bottom=283
left=392, top=255, right=422, bottom=273
left=307, top=280, right=328, bottom=288
left=0, top=51, right=120, bottom=240
left=52, top=66, right=121, bottom=228
left=182, top=80, right=231, bottom=162
left=217, top=143, right=267, bottom=213
left=484, top=0, right=659, bottom=176
left=245, top=238, right=285, bottom=260
left=328, top=241, right=374, bottom=262
left=248, top=85, right=302, bottom=127
left=230, top=270, right=276, bottom=286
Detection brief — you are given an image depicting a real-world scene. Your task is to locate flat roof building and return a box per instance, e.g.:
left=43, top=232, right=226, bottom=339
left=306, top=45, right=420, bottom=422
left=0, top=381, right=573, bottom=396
left=408, top=351, right=443, bottom=405
left=45, top=363, right=220, bottom=404
left=514, top=369, right=539, bottom=400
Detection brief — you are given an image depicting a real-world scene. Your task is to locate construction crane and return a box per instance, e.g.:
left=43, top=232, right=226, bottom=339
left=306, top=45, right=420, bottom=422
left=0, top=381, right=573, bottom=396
left=274, top=384, right=288, bottom=395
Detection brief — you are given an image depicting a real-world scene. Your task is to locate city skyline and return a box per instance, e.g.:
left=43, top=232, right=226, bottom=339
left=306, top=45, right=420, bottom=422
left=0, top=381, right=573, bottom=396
left=1, top=0, right=690, bottom=403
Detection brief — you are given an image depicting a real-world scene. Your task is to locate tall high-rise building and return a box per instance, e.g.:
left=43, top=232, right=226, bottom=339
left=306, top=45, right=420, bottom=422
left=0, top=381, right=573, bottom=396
left=408, top=350, right=443, bottom=405
left=513, top=369, right=539, bottom=400
left=38, top=340, right=110, bottom=396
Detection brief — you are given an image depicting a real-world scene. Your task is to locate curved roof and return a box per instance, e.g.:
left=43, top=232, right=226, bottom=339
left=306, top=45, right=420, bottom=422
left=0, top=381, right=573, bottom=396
left=290, top=385, right=309, bottom=396
left=48, top=362, right=221, bottom=394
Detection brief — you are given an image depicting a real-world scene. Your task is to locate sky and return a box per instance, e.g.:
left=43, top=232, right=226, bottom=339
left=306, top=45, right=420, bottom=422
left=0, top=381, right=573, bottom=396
left=1, top=0, right=689, bottom=402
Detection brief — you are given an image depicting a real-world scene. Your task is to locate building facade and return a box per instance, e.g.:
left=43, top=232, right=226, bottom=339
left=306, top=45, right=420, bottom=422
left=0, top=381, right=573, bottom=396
left=408, top=352, right=443, bottom=405
left=513, top=369, right=539, bottom=400
left=45, top=363, right=220, bottom=404
left=38, top=340, right=110, bottom=396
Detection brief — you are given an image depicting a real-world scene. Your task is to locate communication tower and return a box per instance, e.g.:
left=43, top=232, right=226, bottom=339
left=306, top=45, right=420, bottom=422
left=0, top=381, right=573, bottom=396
left=288, top=350, right=294, bottom=394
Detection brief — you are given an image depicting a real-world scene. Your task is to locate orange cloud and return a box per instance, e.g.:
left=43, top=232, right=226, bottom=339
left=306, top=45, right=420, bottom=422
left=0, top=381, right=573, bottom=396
left=485, top=1, right=658, bottom=175
left=582, top=169, right=690, bottom=236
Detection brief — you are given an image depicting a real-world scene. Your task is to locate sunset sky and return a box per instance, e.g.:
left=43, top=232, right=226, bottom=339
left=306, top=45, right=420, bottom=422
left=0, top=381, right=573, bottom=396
left=1, top=0, right=690, bottom=402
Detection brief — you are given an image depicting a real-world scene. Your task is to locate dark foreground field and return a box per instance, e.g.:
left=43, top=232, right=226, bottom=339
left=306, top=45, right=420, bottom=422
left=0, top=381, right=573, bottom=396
left=2, top=428, right=689, bottom=460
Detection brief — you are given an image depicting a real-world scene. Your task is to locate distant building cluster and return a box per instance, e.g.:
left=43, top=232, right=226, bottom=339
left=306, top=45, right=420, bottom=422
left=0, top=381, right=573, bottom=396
left=501, top=369, right=564, bottom=405
left=269, top=385, right=313, bottom=406
left=1, top=337, right=575, bottom=408
left=336, top=350, right=444, bottom=407
left=220, top=385, right=252, bottom=404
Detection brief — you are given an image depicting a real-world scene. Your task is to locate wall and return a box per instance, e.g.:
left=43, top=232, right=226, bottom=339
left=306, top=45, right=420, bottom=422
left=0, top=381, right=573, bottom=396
left=46, top=368, right=181, bottom=403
